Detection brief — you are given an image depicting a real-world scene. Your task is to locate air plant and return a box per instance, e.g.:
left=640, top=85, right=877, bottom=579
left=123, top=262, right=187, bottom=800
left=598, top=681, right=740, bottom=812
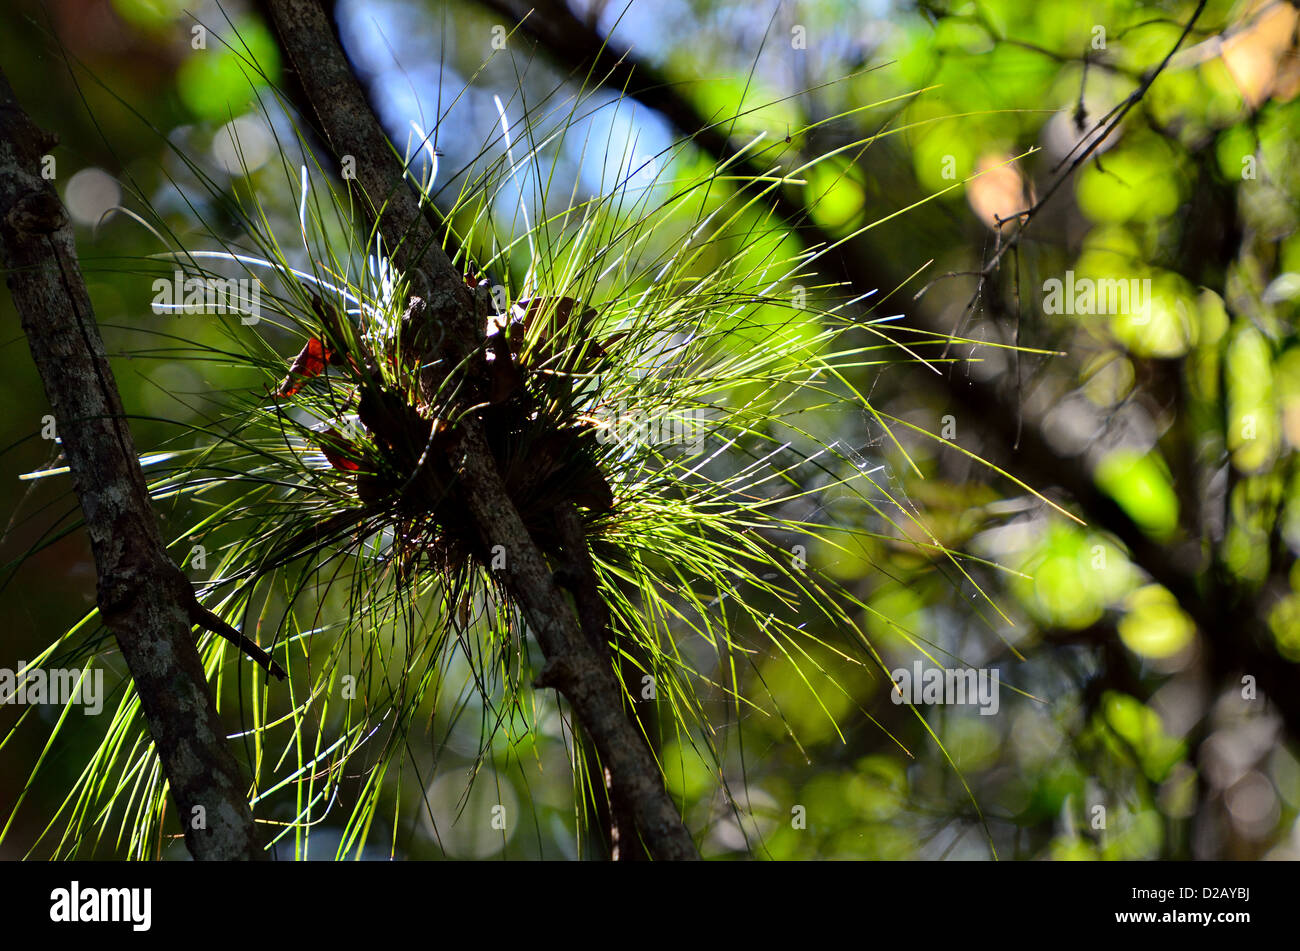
left=0, top=19, right=1053, bottom=860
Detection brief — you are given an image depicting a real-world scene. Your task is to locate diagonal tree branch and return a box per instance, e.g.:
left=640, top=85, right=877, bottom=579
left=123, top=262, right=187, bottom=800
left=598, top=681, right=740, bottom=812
left=0, top=67, right=262, bottom=861
left=260, top=0, right=698, bottom=860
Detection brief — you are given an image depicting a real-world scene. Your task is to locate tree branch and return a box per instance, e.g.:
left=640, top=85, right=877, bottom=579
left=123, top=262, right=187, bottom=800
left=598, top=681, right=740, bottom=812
left=0, top=67, right=262, bottom=860
left=260, top=0, right=698, bottom=860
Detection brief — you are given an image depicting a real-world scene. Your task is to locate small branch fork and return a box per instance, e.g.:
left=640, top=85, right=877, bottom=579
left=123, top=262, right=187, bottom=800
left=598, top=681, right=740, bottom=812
left=974, top=0, right=1211, bottom=279
left=189, top=597, right=287, bottom=680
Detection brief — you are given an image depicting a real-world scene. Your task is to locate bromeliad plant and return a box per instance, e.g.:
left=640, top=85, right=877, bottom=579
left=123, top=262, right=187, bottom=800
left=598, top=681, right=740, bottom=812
left=2, top=22, right=1048, bottom=859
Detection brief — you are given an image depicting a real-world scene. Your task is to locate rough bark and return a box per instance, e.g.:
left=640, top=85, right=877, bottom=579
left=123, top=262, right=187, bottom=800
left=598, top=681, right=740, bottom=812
left=261, top=0, right=698, bottom=860
left=0, top=68, right=262, bottom=860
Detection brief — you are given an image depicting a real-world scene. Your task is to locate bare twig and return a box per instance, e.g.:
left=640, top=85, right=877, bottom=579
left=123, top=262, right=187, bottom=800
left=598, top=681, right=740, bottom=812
left=188, top=599, right=287, bottom=680
left=978, top=0, right=1210, bottom=277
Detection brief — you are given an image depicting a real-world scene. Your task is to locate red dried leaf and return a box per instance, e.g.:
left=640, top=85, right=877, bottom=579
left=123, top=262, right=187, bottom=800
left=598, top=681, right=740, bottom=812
left=277, top=337, right=334, bottom=397
left=318, top=428, right=361, bottom=472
